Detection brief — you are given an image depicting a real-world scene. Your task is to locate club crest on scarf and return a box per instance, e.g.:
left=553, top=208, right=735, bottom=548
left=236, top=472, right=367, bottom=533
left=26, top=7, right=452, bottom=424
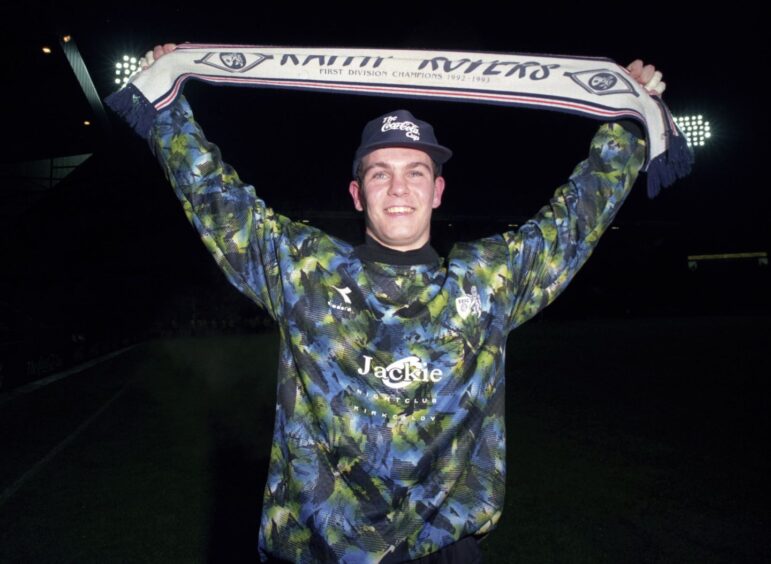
left=220, top=53, right=246, bottom=69
left=566, top=69, right=638, bottom=96
left=195, top=52, right=273, bottom=73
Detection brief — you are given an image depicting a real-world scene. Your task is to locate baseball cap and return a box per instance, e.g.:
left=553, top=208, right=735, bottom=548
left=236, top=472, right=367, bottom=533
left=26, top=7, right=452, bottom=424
left=352, top=109, right=452, bottom=177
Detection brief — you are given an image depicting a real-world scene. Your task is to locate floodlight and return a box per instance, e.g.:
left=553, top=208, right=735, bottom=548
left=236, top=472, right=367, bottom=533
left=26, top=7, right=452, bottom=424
left=114, top=54, right=140, bottom=89
left=673, top=114, right=712, bottom=148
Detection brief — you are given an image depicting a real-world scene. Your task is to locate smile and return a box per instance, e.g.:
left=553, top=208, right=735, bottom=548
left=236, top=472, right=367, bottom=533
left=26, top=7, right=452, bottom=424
left=385, top=206, right=415, bottom=214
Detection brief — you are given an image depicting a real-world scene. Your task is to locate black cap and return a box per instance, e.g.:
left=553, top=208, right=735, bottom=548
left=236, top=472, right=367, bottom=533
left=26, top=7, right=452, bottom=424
left=352, top=109, right=452, bottom=177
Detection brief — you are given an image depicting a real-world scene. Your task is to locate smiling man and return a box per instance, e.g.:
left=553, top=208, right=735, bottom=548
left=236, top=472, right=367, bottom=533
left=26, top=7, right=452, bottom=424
left=349, top=110, right=449, bottom=253
left=128, top=44, right=662, bottom=564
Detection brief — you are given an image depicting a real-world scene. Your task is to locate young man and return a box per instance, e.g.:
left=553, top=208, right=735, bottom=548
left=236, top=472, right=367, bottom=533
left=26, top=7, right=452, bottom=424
left=136, top=44, right=662, bottom=563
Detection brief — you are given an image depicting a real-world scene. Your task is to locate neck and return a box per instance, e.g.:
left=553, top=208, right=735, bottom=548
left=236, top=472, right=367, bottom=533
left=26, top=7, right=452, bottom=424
left=354, top=235, right=440, bottom=266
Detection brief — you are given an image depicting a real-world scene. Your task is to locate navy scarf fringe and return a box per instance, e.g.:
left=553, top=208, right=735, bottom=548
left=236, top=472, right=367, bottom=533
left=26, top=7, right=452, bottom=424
left=105, top=84, right=158, bottom=140
left=645, top=131, right=694, bottom=198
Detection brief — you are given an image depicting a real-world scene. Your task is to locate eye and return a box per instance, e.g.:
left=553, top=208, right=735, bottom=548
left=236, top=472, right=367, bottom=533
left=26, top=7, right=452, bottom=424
left=408, top=169, right=425, bottom=177
left=370, top=171, right=387, bottom=180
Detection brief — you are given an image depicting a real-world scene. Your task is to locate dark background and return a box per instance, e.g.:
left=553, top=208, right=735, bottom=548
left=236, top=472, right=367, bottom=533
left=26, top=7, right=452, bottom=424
left=0, top=3, right=769, bottom=563
left=1, top=4, right=768, bottom=394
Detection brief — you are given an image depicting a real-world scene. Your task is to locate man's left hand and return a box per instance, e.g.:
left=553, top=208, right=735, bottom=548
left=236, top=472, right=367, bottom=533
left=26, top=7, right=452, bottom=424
left=626, top=60, right=666, bottom=96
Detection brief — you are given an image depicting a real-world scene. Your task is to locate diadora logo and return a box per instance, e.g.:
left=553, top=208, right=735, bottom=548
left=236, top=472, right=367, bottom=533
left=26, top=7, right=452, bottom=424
left=357, top=355, right=443, bottom=389
left=565, top=69, right=638, bottom=97
left=328, top=286, right=354, bottom=314
left=381, top=116, right=420, bottom=141
left=194, top=52, right=274, bottom=73
left=455, top=285, right=482, bottom=319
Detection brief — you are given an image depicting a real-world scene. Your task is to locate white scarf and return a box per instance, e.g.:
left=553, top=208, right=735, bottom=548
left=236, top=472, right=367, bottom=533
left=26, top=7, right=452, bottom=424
left=106, top=44, right=692, bottom=197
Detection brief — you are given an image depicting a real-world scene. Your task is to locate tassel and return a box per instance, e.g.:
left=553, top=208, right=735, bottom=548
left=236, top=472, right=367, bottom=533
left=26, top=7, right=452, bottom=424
left=645, top=130, right=694, bottom=198
left=104, top=84, right=158, bottom=140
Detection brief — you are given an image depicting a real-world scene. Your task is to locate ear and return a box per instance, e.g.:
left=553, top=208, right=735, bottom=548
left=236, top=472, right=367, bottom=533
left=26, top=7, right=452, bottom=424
left=349, top=180, right=365, bottom=212
left=432, top=176, right=446, bottom=209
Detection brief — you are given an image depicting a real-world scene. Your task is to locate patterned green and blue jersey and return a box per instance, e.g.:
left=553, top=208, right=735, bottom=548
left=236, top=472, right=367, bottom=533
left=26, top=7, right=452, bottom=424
left=149, top=97, right=645, bottom=562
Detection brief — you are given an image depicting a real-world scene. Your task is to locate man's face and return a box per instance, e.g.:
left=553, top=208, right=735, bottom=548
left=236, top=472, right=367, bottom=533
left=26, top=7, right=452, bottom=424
left=349, top=147, right=445, bottom=252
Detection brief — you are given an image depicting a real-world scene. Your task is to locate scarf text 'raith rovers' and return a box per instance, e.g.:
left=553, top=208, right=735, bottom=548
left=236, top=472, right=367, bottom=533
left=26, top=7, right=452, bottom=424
left=105, top=44, right=693, bottom=196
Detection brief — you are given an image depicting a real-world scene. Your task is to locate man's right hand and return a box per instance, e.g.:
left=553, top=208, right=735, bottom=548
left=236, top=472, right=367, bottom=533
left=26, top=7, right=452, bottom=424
left=139, top=43, right=177, bottom=70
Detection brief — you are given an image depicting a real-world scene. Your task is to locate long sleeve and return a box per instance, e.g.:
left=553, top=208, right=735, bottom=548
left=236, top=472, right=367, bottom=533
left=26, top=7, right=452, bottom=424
left=504, top=122, right=646, bottom=330
left=149, top=96, right=289, bottom=319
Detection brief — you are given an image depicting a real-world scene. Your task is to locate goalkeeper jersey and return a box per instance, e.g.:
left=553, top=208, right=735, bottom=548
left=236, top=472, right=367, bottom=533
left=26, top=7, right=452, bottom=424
left=149, top=97, right=645, bottom=563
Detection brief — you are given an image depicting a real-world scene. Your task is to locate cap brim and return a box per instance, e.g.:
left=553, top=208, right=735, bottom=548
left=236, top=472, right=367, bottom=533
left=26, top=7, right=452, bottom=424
left=354, top=141, right=452, bottom=169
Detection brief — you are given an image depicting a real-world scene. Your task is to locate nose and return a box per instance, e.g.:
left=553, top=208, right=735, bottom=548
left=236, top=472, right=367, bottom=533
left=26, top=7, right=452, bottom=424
left=387, top=174, right=408, bottom=197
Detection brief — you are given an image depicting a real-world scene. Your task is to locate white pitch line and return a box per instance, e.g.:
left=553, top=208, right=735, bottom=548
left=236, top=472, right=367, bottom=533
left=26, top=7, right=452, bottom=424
left=0, top=345, right=135, bottom=408
left=0, top=384, right=128, bottom=508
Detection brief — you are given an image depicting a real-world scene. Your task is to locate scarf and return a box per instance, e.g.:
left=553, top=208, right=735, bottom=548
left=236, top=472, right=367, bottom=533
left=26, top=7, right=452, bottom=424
left=105, top=44, right=693, bottom=197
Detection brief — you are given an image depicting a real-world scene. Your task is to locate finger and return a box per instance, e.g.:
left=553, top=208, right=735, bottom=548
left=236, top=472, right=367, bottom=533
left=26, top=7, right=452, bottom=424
left=162, top=43, right=177, bottom=54
left=645, top=70, right=663, bottom=92
left=140, top=49, right=155, bottom=69
left=640, top=64, right=656, bottom=84
left=626, top=59, right=643, bottom=78
left=648, top=80, right=666, bottom=96
left=153, top=45, right=165, bottom=60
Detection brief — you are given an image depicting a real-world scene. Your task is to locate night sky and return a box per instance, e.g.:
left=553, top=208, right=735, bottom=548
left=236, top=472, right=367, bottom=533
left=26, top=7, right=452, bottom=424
left=7, top=4, right=768, bottom=221
left=2, top=3, right=769, bottom=349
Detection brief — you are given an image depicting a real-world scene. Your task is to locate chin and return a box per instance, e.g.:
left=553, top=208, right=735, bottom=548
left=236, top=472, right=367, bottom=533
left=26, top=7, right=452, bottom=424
left=386, top=237, right=425, bottom=251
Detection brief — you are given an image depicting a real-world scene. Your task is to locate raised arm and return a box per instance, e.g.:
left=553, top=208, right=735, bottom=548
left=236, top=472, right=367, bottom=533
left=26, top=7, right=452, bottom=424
left=503, top=60, right=662, bottom=329
left=135, top=45, right=291, bottom=319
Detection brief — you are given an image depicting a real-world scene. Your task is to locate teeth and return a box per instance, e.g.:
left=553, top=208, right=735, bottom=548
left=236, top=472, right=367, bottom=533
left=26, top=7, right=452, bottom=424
left=386, top=206, right=413, bottom=213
